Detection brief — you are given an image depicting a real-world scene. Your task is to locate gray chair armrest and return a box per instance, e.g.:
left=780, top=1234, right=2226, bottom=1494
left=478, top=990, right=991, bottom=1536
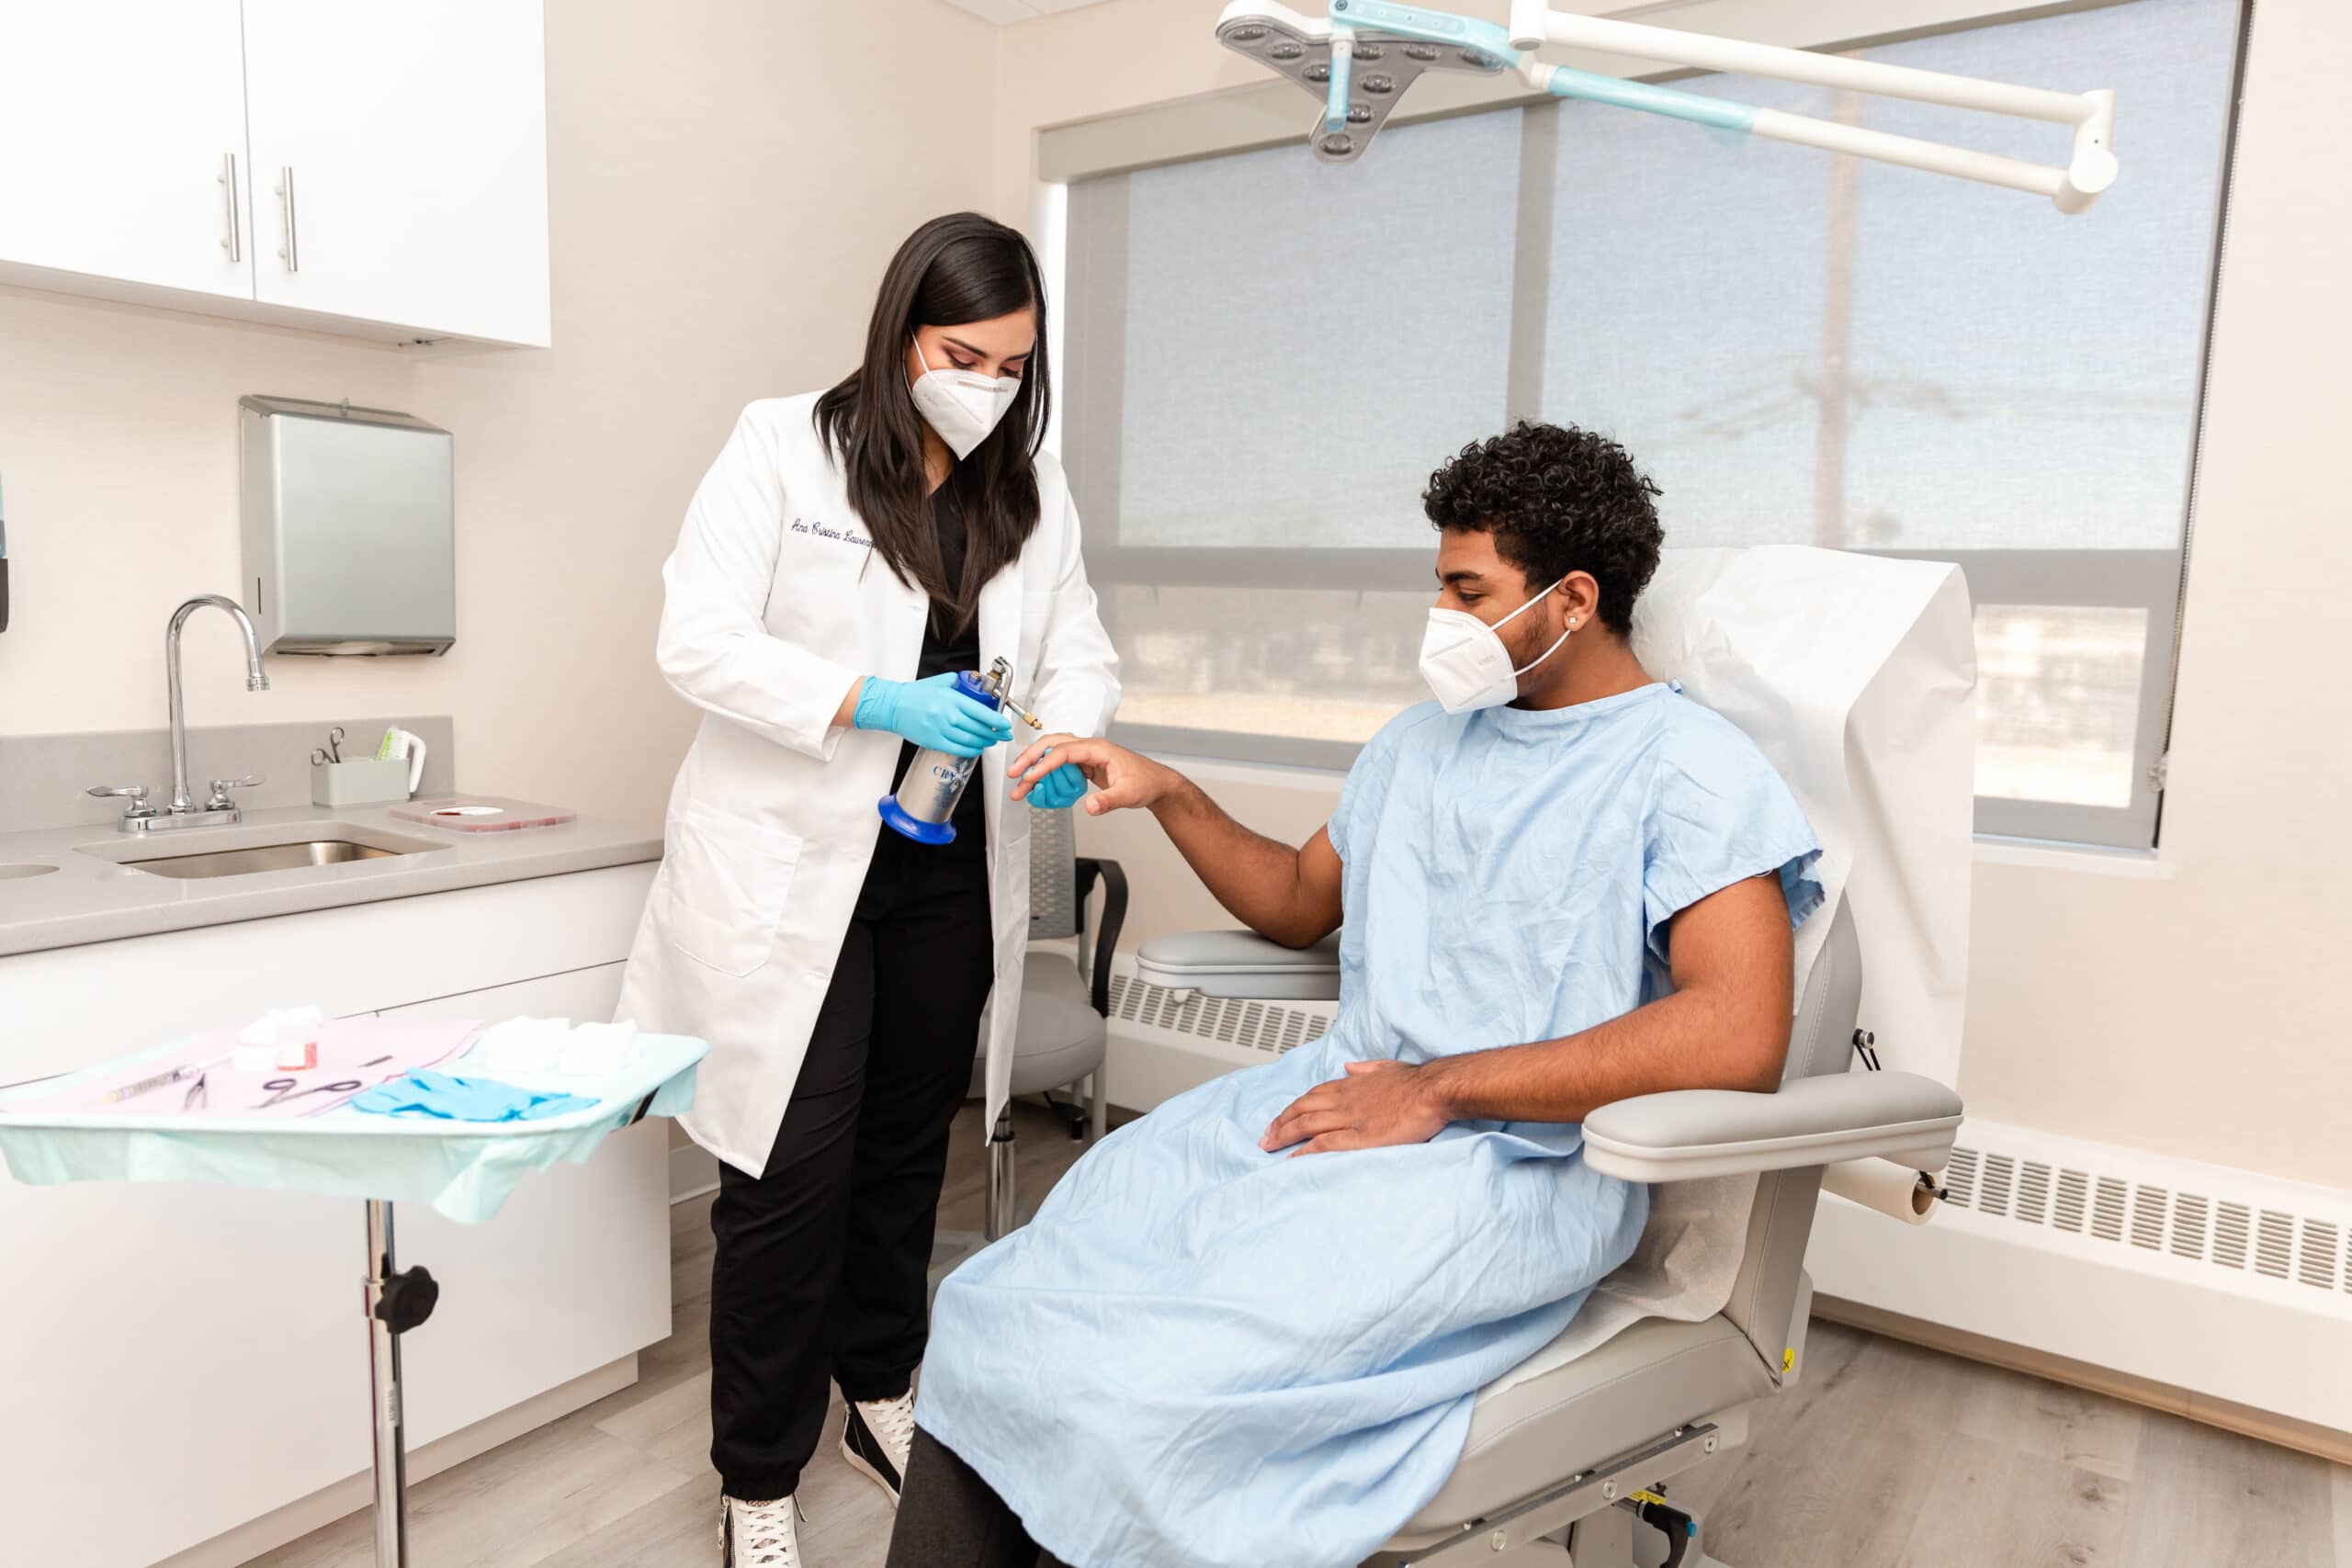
left=1582, top=1071, right=1962, bottom=1182
left=1136, top=930, right=1342, bottom=1002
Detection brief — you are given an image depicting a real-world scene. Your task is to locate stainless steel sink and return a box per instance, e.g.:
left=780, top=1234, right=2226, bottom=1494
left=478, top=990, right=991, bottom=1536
left=121, top=840, right=413, bottom=880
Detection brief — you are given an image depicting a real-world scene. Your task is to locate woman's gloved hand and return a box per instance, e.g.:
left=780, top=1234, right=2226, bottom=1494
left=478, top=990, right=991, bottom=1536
left=853, top=673, right=1015, bottom=757
left=1024, top=754, right=1089, bottom=810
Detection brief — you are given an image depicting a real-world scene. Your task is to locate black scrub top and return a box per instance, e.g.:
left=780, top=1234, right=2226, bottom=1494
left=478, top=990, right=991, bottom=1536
left=887, top=487, right=988, bottom=843
left=916, top=486, right=980, bottom=681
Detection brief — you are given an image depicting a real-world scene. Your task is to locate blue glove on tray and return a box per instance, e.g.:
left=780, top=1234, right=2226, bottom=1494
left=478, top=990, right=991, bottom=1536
left=350, top=1070, right=596, bottom=1123
left=1026, top=760, right=1089, bottom=811
left=854, top=673, right=1015, bottom=758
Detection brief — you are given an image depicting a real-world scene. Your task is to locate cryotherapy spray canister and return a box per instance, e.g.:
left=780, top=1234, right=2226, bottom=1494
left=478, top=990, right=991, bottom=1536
left=876, top=657, right=1039, bottom=844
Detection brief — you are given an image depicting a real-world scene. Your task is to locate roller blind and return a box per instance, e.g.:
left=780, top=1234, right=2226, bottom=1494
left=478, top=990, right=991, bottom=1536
left=1061, top=0, right=2242, bottom=848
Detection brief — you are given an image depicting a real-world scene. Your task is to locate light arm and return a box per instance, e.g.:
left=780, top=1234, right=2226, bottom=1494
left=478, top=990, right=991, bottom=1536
left=1224, top=1, right=2117, bottom=212
left=1515, top=26, right=2116, bottom=213
left=1489, top=0, right=2120, bottom=210
left=1326, top=22, right=1353, bottom=129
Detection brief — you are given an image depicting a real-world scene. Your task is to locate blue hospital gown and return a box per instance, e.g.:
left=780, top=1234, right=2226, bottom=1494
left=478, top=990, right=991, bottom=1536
left=920, top=683, right=1822, bottom=1567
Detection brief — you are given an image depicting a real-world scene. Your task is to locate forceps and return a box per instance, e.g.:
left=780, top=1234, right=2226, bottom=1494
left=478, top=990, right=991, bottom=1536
left=255, top=1077, right=361, bottom=1110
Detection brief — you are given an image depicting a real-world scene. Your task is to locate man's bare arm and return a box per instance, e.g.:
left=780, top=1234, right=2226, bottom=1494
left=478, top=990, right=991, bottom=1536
left=1148, top=778, right=1344, bottom=949
left=1009, top=734, right=1343, bottom=949
left=1263, top=874, right=1794, bottom=1154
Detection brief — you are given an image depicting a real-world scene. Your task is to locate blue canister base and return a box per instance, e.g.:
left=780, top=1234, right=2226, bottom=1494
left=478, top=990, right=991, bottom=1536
left=877, top=795, right=958, bottom=844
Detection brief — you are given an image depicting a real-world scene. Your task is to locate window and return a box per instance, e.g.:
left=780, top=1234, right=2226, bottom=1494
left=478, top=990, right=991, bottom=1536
left=1059, top=0, right=2241, bottom=847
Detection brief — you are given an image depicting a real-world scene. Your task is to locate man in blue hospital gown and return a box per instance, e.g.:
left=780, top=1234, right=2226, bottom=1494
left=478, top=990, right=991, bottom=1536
left=885, top=423, right=1822, bottom=1568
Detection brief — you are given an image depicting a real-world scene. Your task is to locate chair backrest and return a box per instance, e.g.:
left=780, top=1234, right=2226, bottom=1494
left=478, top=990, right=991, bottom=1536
left=1632, top=547, right=1973, bottom=1090
left=1718, top=896, right=1863, bottom=1376
left=1028, top=805, right=1080, bottom=942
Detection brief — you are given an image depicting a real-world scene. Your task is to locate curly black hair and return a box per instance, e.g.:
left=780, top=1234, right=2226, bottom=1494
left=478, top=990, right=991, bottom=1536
left=1421, top=422, right=1665, bottom=635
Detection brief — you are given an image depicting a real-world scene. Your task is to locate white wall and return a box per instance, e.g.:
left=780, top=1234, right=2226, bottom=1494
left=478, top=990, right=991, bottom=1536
left=0, top=0, right=1000, bottom=824
left=6, top=0, right=2344, bottom=1193
left=996, top=0, right=2352, bottom=1189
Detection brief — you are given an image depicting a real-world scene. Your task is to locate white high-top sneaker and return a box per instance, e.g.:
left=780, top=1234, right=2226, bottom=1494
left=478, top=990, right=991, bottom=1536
left=718, top=1494, right=802, bottom=1567
left=840, top=1390, right=916, bottom=1507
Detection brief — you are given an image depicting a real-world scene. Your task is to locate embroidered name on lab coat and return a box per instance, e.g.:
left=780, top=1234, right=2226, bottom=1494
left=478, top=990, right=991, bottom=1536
left=789, top=517, right=873, bottom=549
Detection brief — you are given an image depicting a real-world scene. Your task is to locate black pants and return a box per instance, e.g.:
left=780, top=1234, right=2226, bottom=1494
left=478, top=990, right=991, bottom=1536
left=886, top=1427, right=1077, bottom=1568
left=707, top=813, right=994, bottom=1501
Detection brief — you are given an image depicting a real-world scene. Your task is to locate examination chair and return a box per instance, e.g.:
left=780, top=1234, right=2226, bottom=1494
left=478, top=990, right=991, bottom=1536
left=1136, top=897, right=1961, bottom=1567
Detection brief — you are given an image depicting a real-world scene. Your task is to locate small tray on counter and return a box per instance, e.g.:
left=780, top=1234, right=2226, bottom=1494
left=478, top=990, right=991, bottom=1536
left=390, top=795, right=576, bottom=833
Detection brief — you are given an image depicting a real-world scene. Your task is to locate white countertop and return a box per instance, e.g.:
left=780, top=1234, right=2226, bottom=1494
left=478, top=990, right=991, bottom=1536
left=0, top=800, right=662, bottom=957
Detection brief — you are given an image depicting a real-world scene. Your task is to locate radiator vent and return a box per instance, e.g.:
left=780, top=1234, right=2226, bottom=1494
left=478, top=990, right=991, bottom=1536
left=2300, top=1221, right=2340, bottom=1291
left=1105, top=974, right=1332, bottom=1059
left=2091, top=1178, right=2128, bottom=1244
left=2257, top=1212, right=2294, bottom=1280
left=1981, top=1154, right=2016, bottom=1219
left=2016, top=1160, right=2052, bottom=1225
left=2172, top=1193, right=2209, bottom=1261
left=2216, top=1202, right=2251, bottom=1269
left=1944, top=1147, right=1978, bottom=1208
left=2052, top=1169, right=2089, bottom=1234
left=1939, top=1142, right=2352, bottom=1298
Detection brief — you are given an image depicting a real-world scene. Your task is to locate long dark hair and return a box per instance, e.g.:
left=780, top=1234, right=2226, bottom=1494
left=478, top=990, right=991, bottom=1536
left=814, top=212, right=1051, bottom=635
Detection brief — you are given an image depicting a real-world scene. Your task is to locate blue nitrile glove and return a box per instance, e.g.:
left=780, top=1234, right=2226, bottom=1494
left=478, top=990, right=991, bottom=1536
left=854, top=673, right=1015, bottom=758
left=350, top=1070, right=596, bottom=1122
left=1027, top=759, right=1089, bottom=810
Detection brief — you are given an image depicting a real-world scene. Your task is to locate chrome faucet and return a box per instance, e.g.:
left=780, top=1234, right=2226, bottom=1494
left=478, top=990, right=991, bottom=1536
left=87, top=595, right=271, bottom=833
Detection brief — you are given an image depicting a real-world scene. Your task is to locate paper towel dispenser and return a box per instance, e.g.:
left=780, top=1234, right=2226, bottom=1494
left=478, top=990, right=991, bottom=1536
left=239, top=395, right=455, bottom=657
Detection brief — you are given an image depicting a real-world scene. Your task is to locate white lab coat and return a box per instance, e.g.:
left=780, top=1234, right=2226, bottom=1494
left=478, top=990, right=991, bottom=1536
left=616, top=395, right=1122, bottom=1177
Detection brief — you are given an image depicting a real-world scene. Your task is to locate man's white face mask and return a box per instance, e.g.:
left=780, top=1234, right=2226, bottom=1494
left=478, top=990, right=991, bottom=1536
left=1418, top=576, right=1576, bottom=714
left=909, top=338, right=1021, bottom=459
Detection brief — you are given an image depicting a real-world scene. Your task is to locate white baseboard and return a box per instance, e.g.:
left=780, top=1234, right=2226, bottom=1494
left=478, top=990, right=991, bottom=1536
left=671, top=1139, right=720, bottom=1203
left=1809, top=1118, right=2352, bottom=1437
left=153, top=1354, right=639, bottom=1568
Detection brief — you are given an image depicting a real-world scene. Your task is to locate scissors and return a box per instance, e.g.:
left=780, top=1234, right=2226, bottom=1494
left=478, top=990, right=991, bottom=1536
left=255, top=1077, right=361, bottom=1110
left=311, top=726, right=348, bottom=767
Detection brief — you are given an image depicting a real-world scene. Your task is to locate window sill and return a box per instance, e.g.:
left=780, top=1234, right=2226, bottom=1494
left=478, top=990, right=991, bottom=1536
left=1971, top=836, right=2174, bottom=880
left=1148, top=751, right=2176, bottom=879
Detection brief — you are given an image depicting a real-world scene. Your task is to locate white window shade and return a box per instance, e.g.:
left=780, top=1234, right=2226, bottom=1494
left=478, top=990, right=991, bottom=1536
left=1060, top=0, right=2241, bottom=847
left=1086, top=109, right=1524, bottom=552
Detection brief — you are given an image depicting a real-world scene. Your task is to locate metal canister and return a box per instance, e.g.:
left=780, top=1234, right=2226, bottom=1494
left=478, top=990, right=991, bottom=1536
left=876, top=660, right=1013, bottom=844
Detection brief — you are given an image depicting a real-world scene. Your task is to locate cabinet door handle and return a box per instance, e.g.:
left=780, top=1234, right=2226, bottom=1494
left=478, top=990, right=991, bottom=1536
left=219, top=152, right=242, bottom=262
left=277, top=166, right=299, bottom=273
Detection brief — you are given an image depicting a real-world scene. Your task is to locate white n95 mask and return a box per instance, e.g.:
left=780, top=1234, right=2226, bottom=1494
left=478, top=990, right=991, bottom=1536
left=1418, top=576, right=1573, bottom=714
left=909, top=339, right=1022, bottom=459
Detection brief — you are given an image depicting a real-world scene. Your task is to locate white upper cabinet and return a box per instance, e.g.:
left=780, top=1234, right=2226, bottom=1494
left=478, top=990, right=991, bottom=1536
left=0, top=1, right=549, bottom=348
left=0, top=4, right=254, bottom=300
left=243, top=1, right=551, bottom=347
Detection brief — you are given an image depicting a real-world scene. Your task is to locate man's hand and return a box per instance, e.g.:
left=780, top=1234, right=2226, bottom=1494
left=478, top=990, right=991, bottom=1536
left=1009, top=734, right=1181, bottom=817
left=1261, top=1060, right=1450, bottom=1156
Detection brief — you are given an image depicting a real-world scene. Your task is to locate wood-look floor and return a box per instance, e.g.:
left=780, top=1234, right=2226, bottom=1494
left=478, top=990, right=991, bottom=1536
left=253, top=1103, right=2352, bottom=1568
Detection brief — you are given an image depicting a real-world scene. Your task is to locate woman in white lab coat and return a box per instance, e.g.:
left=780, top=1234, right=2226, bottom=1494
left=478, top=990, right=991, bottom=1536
left=615, top=212, right=1120, bottom=1568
